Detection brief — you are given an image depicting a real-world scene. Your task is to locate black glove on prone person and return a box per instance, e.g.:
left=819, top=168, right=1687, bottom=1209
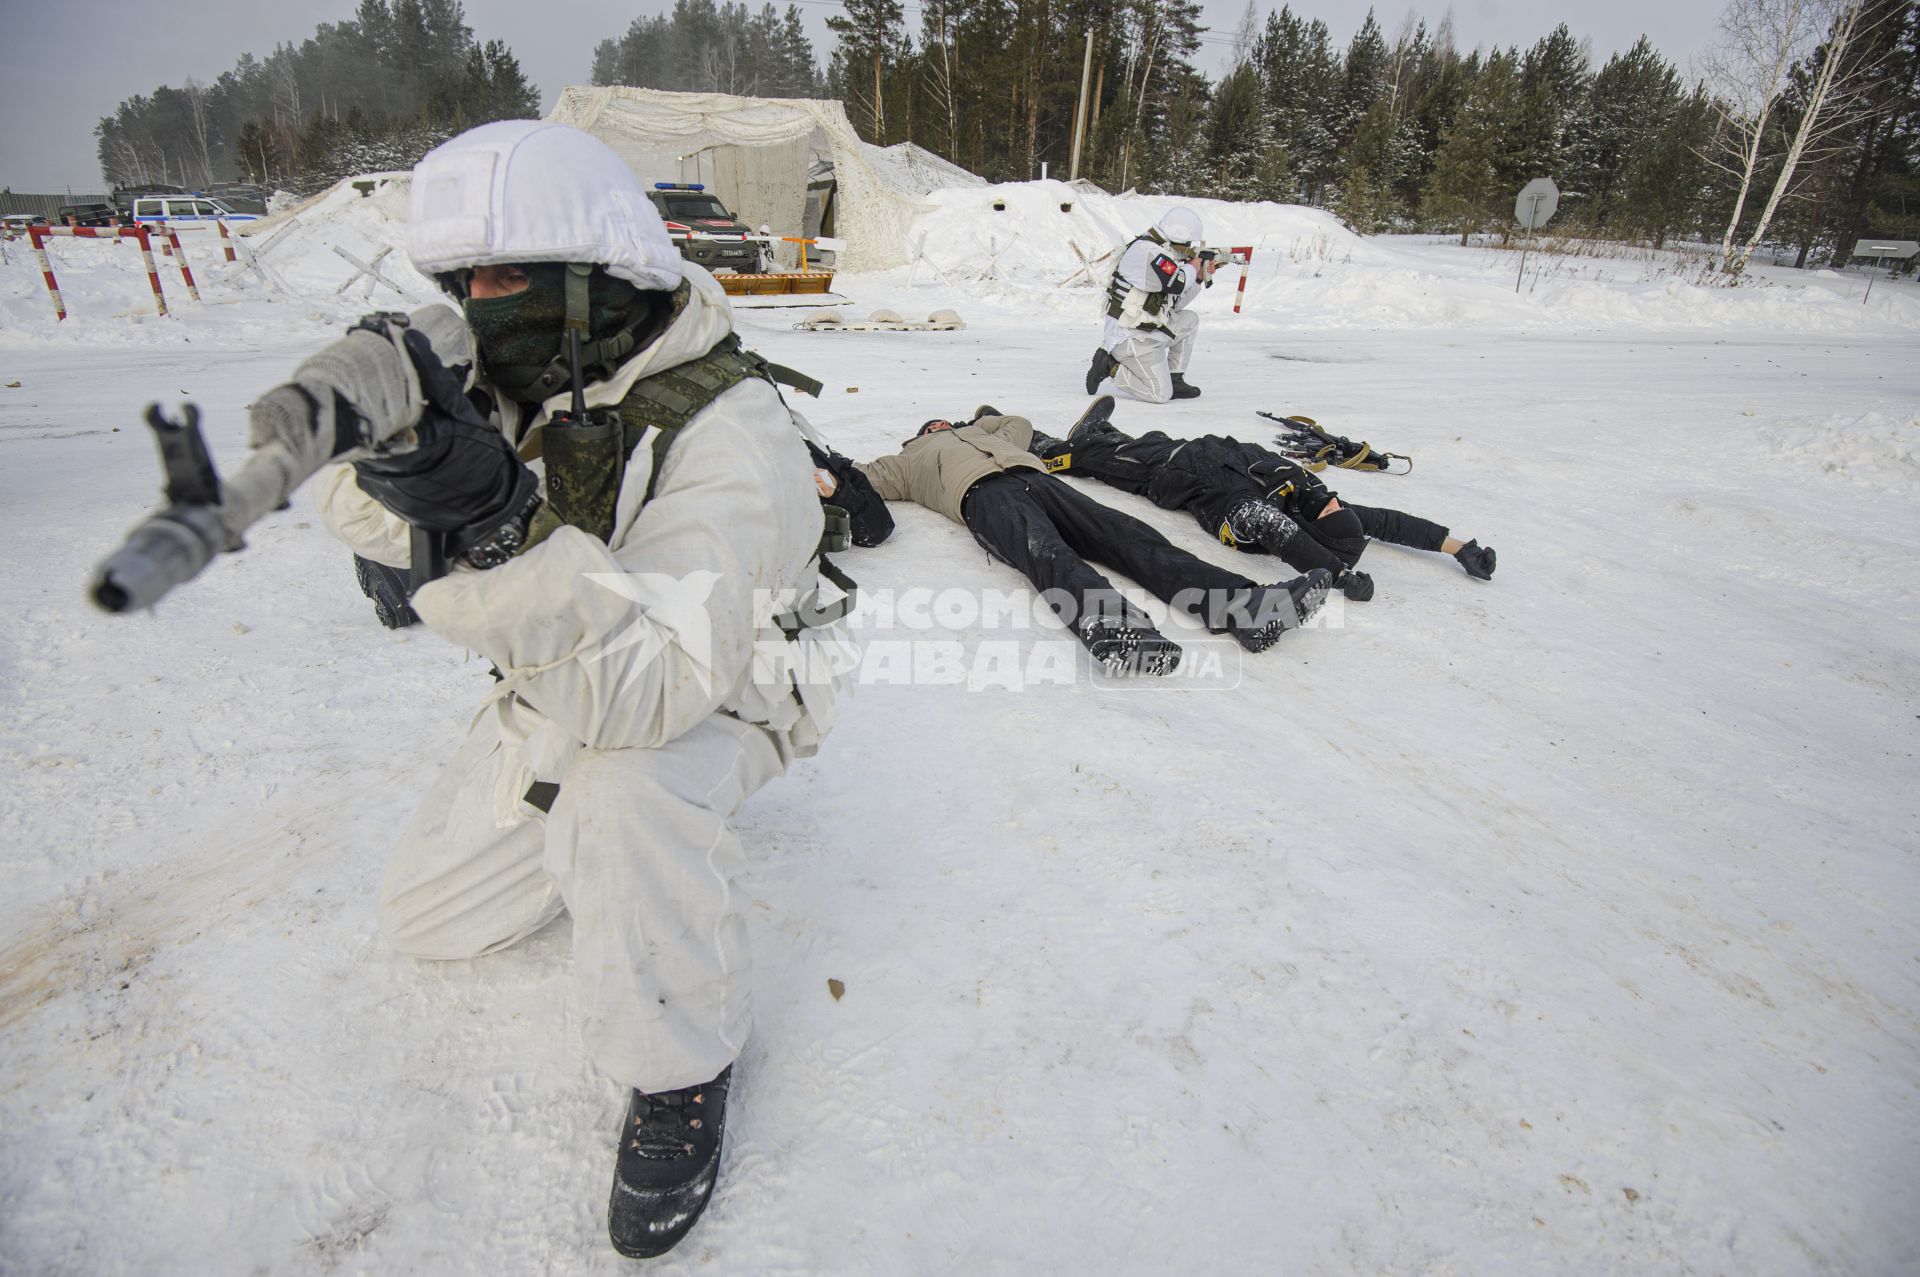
left=353, top=328, right=539, bottom=571
left=1336, top=568, right=1374, bottom=602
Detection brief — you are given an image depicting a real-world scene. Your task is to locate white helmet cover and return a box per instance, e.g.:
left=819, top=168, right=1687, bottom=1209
left=1155, top=205, right=1204, bottom=246
left=408, top=120, right=684, bottom=292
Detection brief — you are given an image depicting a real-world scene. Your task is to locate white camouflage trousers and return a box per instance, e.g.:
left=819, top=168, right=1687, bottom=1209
left=1104, top=308, right=1199, bottom=404
left=379, top=711, right=785, bottom=1094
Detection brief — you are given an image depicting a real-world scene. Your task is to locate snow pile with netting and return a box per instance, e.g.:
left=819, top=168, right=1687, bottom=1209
left=858, top=140, right=990, bottom=197
left=2, top=170, right=1918, bottom=1276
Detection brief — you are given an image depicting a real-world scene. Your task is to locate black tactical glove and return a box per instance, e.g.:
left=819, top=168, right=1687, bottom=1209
left=1453, top=540, right=1497, bottom=580
left=1336, top=568, right=1375, bottom=602
left=353, top=327, right=538, bottom=570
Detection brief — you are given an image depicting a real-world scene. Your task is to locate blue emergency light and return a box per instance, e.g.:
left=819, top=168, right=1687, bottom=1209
left=652, top=182, right=706, bottom=191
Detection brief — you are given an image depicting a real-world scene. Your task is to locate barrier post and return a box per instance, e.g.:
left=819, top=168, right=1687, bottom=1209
left=216, top=219, right=237, bottom=262
left=132, top=226, right=169, bottom=316
left=27, top=226, right=66, bottom=320
left=164, top=227, right=201, bottom=301
left=1231, top=245, right=1254, bottom=314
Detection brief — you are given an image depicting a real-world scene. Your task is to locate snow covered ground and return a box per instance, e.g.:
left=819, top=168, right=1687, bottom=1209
left=2, top=185, right=1917, bottom=1275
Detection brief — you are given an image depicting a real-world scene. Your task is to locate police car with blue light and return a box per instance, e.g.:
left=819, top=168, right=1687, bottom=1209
left=643, top=183, right=764, bottom=274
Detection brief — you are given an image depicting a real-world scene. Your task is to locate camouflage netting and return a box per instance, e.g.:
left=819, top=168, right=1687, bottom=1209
left=546, top=88, right=928, bottom=273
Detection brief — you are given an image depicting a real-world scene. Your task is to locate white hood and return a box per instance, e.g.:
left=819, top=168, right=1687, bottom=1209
left=407, top=120, right=684, bottom=293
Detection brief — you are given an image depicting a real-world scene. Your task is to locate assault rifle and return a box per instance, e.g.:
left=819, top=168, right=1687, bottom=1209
left=89, top=305, right=471, bottom=613
left=1257, top=411, right=1412, bottom=475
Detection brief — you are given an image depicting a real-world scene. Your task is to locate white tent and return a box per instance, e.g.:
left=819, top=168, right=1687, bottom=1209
left=546, top=87, right=928, bottom=272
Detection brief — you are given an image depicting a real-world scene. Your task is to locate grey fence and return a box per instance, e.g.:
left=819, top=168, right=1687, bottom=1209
left=0, top=192, right=113, bottom=221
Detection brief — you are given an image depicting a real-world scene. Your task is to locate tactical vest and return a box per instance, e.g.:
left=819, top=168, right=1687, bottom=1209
left=517, top=331, right=847, bottom=554
left=1105, top=235, right=1175, bottom=324
left=514, top=333, right=851, bottom=815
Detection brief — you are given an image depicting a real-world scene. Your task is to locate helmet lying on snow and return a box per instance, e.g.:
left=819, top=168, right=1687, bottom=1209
left=1154, top=205, right=1203, bottom=249
left=408, top=121, right=689, bottom=402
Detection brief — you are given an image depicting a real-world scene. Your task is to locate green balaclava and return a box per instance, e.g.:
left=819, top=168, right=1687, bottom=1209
left=462, top=263, right=644, bottom=402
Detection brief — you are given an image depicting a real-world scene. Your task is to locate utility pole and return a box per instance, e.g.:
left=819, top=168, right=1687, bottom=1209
left=1069, top=29, right=1094, bottom=182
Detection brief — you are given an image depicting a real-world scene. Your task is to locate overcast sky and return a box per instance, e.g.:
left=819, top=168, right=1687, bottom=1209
left=2, top=0, right=1724, bottom=193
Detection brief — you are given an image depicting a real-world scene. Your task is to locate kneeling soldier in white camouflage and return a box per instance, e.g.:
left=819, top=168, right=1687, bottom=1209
left=1084, top=206, right=1218, bottom=403
left=295, top=121, right=845, bottom=1258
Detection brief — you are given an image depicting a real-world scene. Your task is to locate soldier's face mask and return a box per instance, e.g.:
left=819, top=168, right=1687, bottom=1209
left=463, top=263, right=568, bottom=373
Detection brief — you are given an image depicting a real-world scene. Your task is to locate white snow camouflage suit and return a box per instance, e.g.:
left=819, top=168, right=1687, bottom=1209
left=1100, top=234, right=1203, bottom=404
left=317, top=121, right=846, bottom=1094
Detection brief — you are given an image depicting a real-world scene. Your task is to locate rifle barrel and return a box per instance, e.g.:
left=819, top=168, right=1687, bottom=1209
left=89, top=438, right=310, bottom=612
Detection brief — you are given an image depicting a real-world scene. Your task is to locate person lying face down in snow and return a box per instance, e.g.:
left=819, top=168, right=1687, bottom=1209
left=814, top=402, right=1333, bottom=676
left=1028, top=397, right=1497, bottom=602
left=296, top=120, right=846, bottom=1261
left=1084, top=205, right=1224, bottom=404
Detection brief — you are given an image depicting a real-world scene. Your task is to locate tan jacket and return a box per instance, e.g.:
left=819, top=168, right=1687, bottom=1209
left=856, top=415, right=1043, bottom=524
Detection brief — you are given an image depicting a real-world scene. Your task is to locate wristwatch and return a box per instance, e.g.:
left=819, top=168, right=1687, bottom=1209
left=462, top=493, right=542, bottom=570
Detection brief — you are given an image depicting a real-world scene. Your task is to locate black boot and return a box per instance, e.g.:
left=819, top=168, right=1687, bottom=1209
left=1169, top=372, right=1201, bottom=400
left=1453, top=540, right=1497, bottom=580
left=1029, top=429, right=1066, bottom=458
left=1076, top=615, right=1183, bottom=676
left=353, top=554, right=418, bottom=629
left=1085, top=348, right=1118, bottom=394
left=608, top=1066, right=733, bottom=1259
left=1064, top=394, right=1116, bottom=446
left=1219, top=570, right=1332, bottom=653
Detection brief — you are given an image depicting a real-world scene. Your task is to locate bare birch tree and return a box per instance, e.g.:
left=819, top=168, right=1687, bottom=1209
left=183, top=78, right=215, bottom=187
left=1701, top=0, right=1830, bottom=267
left=922, top=0, right=961, bottom=162
left=1729, top=0, right=1879, bottom=271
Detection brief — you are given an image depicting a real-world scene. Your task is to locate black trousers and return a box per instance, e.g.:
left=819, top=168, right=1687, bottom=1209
left=960, top=471, right=1251, bottom=631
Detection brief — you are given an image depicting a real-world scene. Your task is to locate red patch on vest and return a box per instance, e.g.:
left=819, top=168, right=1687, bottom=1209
left=1151, top=253, right=1179, bottom=281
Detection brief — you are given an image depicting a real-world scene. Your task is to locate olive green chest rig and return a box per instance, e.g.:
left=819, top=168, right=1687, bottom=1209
left=515, top=331, right=846, bottom=554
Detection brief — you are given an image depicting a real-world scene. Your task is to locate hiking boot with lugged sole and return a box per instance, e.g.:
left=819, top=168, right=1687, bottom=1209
left=1225, top=570, right=1332, bottom=653
left=608, top=1066, right=732, bottom=1259
left=1077, top=616, right=1183, bottom=676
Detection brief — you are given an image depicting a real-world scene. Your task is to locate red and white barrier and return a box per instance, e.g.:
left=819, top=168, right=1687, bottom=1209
left=27, top=224, right=172, bottom=320
left=1229, top=245, right=1254, bottom=314
left=160, top=226, right=201, bottom=302
left=215, top=219, right=237, bottom=262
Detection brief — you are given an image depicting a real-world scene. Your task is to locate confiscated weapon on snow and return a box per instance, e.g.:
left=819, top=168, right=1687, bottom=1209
left=1257, top=411, right=1412, bottom=475
left=89, top=305, right=472, bottom=613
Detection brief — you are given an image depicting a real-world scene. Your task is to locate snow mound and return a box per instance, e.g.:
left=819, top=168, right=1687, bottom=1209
left=1760, top=411, right=1920, bottom=490
left=902, top=180, right=1374, bottom=290
left=234, top=172, right=440, bottom=314
left=897, top=182, right=1920, bottom=337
